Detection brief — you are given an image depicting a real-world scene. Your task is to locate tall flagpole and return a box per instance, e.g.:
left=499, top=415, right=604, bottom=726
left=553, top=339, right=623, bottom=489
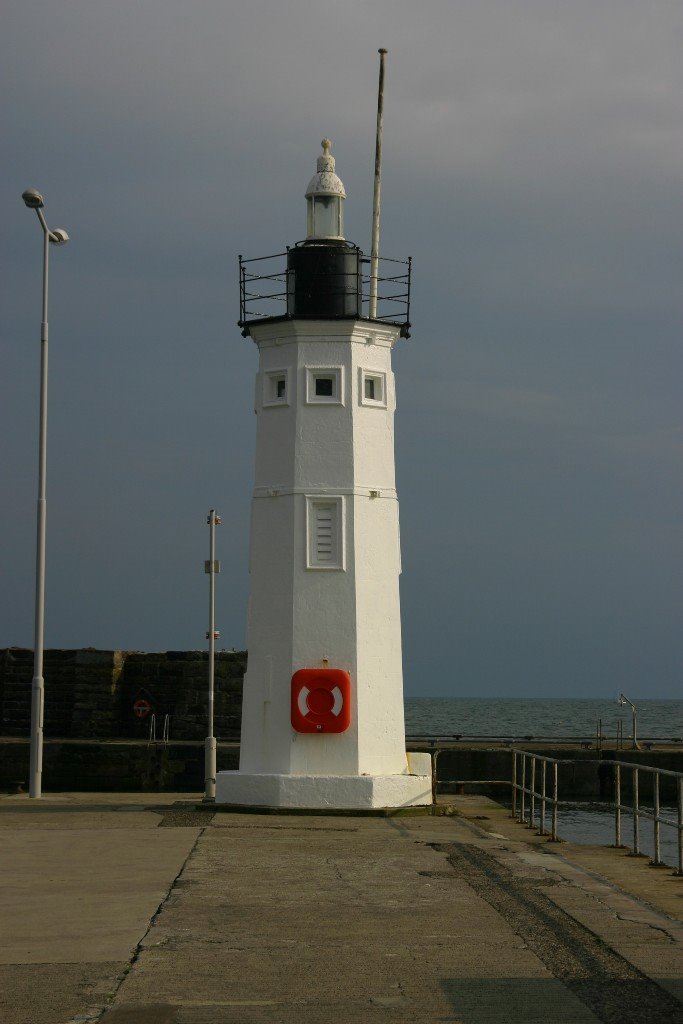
left=369, top=48, right=387, bottom=319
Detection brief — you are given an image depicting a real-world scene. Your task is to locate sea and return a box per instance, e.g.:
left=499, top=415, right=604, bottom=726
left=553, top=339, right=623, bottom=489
left=404, top=697, right=683, bottom=865
left=404, top=697, right=683, bottom=741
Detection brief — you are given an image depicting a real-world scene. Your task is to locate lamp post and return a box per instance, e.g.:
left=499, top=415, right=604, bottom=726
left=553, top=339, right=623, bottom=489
left=21, top=188, right=69, bottom=799
left=618, top=692, right=640, bottom=751
left=204, top=510, right=221, bottom=800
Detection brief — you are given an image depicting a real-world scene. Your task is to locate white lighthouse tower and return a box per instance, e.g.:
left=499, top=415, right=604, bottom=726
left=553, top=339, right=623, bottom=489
left=215, top=140, right=431, bottom=809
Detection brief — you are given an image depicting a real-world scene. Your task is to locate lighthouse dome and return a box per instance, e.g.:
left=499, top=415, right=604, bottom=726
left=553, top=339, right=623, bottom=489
left=304, top=139, right=346, bottom=241
left=305, top=138, right=346, bottom=199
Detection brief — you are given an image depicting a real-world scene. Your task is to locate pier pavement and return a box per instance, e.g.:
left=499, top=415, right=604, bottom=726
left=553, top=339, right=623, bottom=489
left=0, top=792, right=681, bottom=1023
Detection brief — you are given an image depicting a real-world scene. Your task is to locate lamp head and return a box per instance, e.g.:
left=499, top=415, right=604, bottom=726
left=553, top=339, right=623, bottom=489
left=305, top=139, right=346, bottom=241
left=22, top=188, right=45, bottom=210
left=49, top=228, right=69, bottom=246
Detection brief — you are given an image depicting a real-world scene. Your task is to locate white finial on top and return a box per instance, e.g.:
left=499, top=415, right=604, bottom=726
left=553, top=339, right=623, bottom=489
left=306, top=138, right=346, bottom=200
left=317, top=139, right=335, bottom=173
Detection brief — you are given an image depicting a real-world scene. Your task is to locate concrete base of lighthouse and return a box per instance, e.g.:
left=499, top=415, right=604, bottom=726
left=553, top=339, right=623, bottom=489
left=215, top=756, right=432, bottom=811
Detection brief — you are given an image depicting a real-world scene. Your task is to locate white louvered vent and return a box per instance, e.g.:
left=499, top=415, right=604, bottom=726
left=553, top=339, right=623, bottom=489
left=307, top=497, right=343, bottom=569
left=315, top=504, right=334, bottom=562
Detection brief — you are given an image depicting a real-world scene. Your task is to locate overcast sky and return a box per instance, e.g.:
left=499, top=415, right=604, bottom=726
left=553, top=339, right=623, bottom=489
left=1, top=1, right=681, bottom=698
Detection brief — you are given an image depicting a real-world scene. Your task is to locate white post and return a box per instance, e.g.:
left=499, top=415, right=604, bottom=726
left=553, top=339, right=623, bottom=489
left=21, top=190, right=69, bottom=800
left=29, top=226, right=49, bottom=800
left=204, top=509, right=221, bottom=800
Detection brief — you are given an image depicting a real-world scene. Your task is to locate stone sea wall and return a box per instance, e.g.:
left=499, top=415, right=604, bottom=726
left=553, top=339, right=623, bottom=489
left=0, top=739, right=241, bottom=793
left=0, top=648, right=246, bottom=741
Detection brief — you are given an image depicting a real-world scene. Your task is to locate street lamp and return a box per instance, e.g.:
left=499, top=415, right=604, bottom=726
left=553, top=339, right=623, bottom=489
left=21, top=188, right=69, bottom=799
left=618, top=693, right=640, bottom=751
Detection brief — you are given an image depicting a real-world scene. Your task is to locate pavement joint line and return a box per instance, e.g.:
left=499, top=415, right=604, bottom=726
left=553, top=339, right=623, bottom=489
left=93, top=825, right=207, bottom=1021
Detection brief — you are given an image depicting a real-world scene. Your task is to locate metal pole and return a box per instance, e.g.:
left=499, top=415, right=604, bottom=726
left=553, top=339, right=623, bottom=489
left=28, top=223, right=50, bottom=799
left=677, top=777, right=682, bottom=876
left=369, top=48, right=387, bottom=319
left=633, top=767, right=640, bottom=855
left=511, top=750, right=517, bottom=817
left=520, top=754, right=526, bottom=824
left=618, top=693, right=639, bottom=750
left=540, top=760, right=547, bottom=836
left=21, top=193, right=68, bottom=799
left=653, top=772, right=661, bottom=866
left=204, top=509, right=220, bottom=800
left=430, top=748, right=439, bottom=805
left=529, top=757, right=536, bottom=829
left=551, top=761, right=558, bottom=841
left=615, top=763, right=622, bottom=847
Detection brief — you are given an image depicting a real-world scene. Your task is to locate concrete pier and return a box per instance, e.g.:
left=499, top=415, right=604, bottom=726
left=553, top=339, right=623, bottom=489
left=0, top=793, right=681, bottom=1023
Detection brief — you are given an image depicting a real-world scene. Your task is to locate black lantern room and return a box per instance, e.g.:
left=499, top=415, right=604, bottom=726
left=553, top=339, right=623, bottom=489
left=238, top=139, right=411, bottom=336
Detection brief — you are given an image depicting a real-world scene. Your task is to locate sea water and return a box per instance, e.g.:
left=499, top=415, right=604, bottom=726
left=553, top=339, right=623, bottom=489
left=404, top=698, right=683, bottom=864
left=404, top=697, right=683, bottom=741
left=553, top=802, right=680, bottom=867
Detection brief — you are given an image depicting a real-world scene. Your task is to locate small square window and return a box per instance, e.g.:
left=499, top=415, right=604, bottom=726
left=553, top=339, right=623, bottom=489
left=263, top=368, right=290, bottom=407
left=306, top=367, right=343, bottom=405
left=359, top=369, right=387, bottom=408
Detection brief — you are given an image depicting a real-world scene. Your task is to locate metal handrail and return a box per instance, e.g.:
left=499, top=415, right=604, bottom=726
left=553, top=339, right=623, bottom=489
left=238, top=250, right=411, bottom=332
left=511, top=749, right=683, bottom=874
left=147, top=713, right=170, bottom=747
left=405, top=733, right=681, bottom=744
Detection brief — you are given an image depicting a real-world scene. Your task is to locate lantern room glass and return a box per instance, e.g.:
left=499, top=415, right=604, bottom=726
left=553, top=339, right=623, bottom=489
left=306, top=194, right=343, bottom=240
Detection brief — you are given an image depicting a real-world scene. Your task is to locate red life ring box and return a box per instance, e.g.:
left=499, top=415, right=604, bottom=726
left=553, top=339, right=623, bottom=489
left=133, top=698, right=153, bottom=718
left=291, top=668, right=351, bottom=733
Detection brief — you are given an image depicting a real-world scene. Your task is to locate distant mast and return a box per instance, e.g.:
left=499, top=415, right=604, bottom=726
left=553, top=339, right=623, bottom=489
left=369, top=48, right=387, bottom=319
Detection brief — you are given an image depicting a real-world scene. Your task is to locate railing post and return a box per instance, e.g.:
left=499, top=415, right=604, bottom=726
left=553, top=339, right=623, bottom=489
left=511, top=750, right=517, bottom=818
left=540, top=760, right=547, bottom=836
left=406, top=256, right=412, bottom=329
left=652, top=772, right=661, bottom=866
left=551, top=761, right=558, bottom=841
left=632, top=767, right=640, bottom=856
left=528, top=757, right=536, bottom=829
left=677, top=776, right=683, bottom=877
left=520, top=754, right=526, bottom=824
left=615, top=763, right=622, bottom=847
left=430, top=748, right=439, bottom=805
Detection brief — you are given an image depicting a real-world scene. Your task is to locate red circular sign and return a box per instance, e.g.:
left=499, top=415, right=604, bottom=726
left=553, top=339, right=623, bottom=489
left=133, top=699, right=152, bottom=718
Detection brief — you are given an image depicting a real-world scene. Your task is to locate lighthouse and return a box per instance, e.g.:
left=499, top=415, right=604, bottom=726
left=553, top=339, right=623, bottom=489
left=215, top=140, right=431, bottom=809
